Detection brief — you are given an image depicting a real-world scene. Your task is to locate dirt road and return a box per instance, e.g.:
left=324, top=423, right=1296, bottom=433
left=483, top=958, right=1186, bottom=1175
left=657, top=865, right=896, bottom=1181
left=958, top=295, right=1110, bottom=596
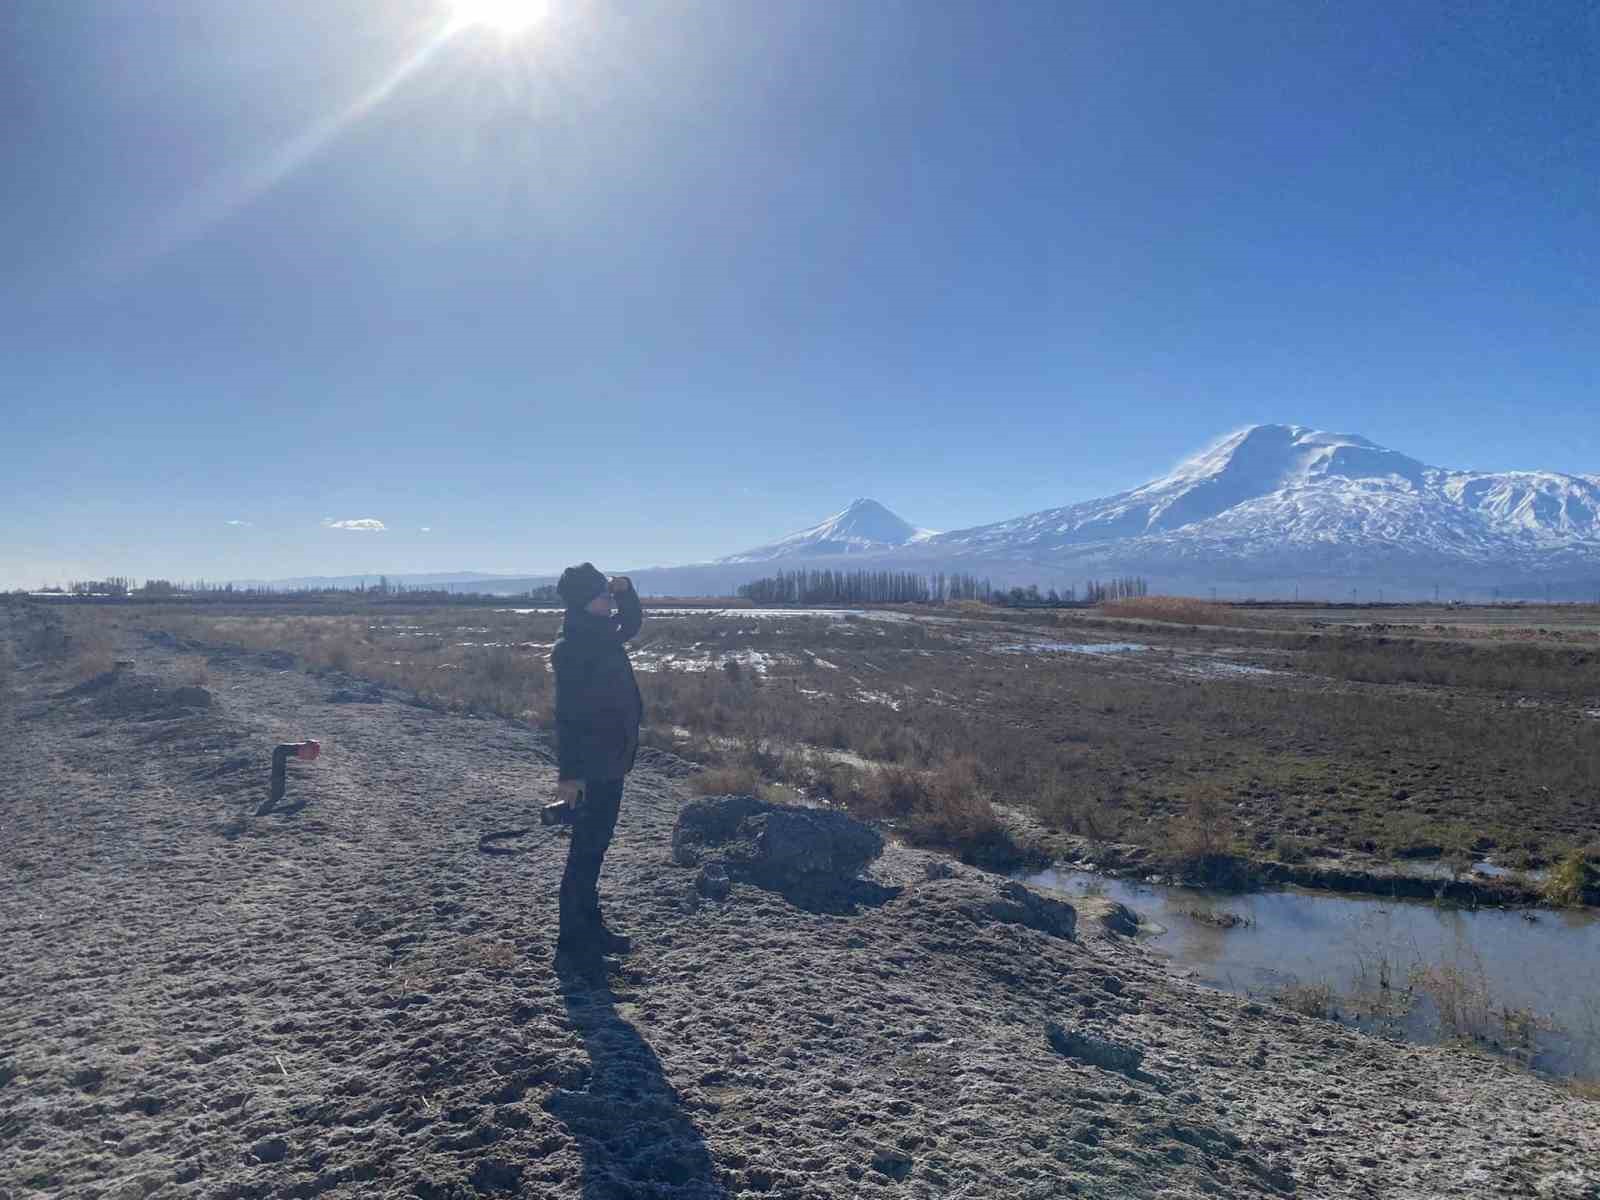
left=3, top=608, right=1597, bottom=1199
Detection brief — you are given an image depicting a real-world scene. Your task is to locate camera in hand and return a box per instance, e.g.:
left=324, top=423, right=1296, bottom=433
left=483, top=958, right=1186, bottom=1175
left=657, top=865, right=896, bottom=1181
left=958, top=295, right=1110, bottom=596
left=541, top=800, right=575, bottom=826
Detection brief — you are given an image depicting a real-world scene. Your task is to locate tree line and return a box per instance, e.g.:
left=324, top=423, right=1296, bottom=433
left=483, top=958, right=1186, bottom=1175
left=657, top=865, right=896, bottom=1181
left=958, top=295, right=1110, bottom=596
left=736, top=569, right=1149, bottom=607
left=19, top=576, right=564, bottom=605
left=737, top=569, right=950, bottom=605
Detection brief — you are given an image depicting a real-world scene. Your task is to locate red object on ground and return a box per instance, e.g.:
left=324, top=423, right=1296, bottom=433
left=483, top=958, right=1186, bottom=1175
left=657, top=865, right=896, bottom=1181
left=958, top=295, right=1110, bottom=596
left=297, top=740, right=321, bottom=761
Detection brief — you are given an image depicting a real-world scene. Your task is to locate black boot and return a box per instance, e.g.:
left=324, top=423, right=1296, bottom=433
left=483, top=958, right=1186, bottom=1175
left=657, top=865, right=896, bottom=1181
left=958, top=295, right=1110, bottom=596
left=591, top=919, right=632, bottom=956
left=555, top=917, right=598, bottom=961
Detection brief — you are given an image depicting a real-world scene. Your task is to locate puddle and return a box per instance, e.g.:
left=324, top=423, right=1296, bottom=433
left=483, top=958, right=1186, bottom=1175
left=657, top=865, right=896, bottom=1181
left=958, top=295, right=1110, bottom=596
left=1000, top=641, right=1149, bottom=656
left=1026, top=867, right=1600, bottom=1079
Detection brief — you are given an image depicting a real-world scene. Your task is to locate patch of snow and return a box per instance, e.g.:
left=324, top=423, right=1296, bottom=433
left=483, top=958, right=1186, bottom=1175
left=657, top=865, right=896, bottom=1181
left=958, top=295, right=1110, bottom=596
left=1000, top=641, right=1149, bottom=656
left=855, top=689, right=903, bottom=710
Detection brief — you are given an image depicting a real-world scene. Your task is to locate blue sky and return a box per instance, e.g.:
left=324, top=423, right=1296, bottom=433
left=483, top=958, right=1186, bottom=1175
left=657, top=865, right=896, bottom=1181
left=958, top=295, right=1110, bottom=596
left=4, top=0, right=1596, bottom=587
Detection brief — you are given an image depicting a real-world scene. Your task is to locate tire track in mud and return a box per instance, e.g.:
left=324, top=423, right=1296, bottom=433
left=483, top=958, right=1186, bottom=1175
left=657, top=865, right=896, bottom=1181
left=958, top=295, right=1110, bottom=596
left=2, top=607, right=1598, bottom=1199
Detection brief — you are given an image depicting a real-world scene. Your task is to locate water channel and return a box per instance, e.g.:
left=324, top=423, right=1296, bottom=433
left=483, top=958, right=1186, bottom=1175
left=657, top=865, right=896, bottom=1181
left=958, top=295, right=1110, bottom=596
left=1025, top=866, right=1600, bottom=1080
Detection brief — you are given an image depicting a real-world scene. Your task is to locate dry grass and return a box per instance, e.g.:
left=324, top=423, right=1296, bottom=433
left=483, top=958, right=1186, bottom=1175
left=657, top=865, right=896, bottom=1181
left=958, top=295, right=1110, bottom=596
left=1568, top=1079, right=1600, bottom=1102
left=1306, top=638, right=1600, bottom=701
left=688, top=765, right=765, bottom=796
left=1275, top=981, right=1336, bottom=1019
left=1160, top=790, right=1252, bottom=885
left=1409, top=954, right=1543, bottom=1058
left=1099, top=597, right=1241, bottom=626
left=66, top=626, right=117, bottom=682
left=1542, top=851, right=1595, bottom=908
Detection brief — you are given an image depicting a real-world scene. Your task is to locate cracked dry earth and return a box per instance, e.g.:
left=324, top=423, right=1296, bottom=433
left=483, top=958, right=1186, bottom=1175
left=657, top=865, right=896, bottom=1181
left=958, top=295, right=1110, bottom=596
left=2, top=609, right=1598, bottom=1200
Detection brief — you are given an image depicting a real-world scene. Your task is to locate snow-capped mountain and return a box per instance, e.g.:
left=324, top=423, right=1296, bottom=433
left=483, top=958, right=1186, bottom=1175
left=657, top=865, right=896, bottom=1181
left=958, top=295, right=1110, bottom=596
left=719, top=499, right=937, bottom=563
left=926, top=425, right=1600, bottom=582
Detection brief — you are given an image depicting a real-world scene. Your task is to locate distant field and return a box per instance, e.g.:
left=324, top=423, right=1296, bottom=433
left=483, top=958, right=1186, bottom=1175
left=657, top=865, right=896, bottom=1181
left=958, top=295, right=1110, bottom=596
left=75, top=597, right=1600, bottom=886
left=1270, top=603, right=1600, bottom=638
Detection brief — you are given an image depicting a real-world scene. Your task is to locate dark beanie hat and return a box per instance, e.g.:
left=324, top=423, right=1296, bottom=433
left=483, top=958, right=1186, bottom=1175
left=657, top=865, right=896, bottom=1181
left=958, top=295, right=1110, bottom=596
left=557, top=562, right=608, bottom=608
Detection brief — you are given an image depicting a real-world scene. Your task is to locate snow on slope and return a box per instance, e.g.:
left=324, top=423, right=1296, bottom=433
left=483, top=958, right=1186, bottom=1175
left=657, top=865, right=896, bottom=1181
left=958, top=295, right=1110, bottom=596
left=719, top=499, right=937, bottom=563
left=928, top=425, right=1600, bottom=572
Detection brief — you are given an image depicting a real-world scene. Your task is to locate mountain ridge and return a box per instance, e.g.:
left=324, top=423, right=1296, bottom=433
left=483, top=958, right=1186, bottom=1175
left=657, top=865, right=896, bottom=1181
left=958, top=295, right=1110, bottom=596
left=230, top=426, right=1599, bottom=598
left=923, top=424, right=1600, bottom=574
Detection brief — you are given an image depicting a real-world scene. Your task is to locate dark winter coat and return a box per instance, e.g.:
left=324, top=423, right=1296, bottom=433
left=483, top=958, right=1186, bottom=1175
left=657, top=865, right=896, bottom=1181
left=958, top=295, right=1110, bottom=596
left=551, top=588, right=643, bottom=782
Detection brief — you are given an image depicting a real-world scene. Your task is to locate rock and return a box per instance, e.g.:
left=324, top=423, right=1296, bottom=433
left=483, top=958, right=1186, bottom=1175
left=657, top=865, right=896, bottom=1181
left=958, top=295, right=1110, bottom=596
left=924, top=860, right=959, bottom=881
left=745, top=809, right=882, bottom=878
left=672, top=795, right=770, bottom=866
left=919, top=876, right=1079, bottom=940
left=250, top=1135, right=288, bottom=1164
left=92, top=678, right=211, bottom=716
left=1045, top=1022, right=1144, bottom=1075
left=869, top=1143, right=914, bottom=1180
left=985, top=881, right=1078, bottom=940
left=672, top=795, right=883, bottom=888
left=697, top=863, right=731, bottom=900
left=1096, top=902, right=1141, bottom=937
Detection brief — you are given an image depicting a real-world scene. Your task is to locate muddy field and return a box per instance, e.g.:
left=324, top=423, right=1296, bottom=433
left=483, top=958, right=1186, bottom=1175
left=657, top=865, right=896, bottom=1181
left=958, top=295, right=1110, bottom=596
left=3, top=601, right=1599, bottom=1199
left=102, top=598, right=1600, bottom=884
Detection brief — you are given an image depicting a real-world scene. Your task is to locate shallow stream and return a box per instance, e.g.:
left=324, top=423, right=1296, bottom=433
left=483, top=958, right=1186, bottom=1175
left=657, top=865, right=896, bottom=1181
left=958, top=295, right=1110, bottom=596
left=1026, top=867, right=1600, bottom=1080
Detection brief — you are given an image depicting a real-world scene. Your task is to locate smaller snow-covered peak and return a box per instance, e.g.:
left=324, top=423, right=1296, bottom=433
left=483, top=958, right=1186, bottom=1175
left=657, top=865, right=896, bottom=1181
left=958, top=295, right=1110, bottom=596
left=719, top=499, right=933, bottom=563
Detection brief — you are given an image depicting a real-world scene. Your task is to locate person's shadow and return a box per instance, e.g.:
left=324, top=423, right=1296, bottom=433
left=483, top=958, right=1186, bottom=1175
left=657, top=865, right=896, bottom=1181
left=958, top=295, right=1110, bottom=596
left=547, top=959, right=729, bottom=1199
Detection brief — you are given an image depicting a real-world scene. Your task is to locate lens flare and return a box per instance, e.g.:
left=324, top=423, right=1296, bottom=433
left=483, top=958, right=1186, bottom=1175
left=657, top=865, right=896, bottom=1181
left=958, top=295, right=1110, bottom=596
left=448, top=0, right=547, bottom=33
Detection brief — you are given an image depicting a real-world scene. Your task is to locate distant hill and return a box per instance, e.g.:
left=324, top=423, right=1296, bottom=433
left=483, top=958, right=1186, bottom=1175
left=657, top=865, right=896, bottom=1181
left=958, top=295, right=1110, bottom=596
left=227, top=571, right=531, bottom=591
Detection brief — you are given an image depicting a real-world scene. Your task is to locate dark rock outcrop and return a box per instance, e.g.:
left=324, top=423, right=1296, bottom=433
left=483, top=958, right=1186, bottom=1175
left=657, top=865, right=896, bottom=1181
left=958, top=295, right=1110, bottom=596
left=673, top=795, right=883, bottom=882
left=672, top=795, right=888, bottom=911
left=912, top=874, right=1078, bottom=941
left=91, top=677, right=213, bottom=717
left=986, top=880, right=1078, bottom=939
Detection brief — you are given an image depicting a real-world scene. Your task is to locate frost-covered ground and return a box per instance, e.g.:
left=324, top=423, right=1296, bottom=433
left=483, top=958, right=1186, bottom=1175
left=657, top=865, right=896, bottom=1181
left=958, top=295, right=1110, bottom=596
left=4, top=606, right=1599, bottom=1199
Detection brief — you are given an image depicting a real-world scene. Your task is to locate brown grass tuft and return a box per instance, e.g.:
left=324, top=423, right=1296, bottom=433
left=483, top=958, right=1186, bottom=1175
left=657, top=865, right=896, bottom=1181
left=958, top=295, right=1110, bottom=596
left=1275, top=981, right=1336, bottom=1019
left=1542, top=851, right=1593, bottom=908
left=689, top=765, right=764, bottom=796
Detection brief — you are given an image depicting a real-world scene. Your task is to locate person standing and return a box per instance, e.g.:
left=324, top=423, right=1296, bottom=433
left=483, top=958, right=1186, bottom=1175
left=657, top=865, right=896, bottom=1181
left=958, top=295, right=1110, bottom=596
left=550, top=562, right=643, bottom=959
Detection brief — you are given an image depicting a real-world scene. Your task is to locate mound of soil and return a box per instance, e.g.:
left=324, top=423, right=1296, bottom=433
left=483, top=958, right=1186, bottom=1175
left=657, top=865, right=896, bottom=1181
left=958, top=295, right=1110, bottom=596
left=2, top=604, right=1597, bottom=1199
left=84, top=672, right=213, bottom=718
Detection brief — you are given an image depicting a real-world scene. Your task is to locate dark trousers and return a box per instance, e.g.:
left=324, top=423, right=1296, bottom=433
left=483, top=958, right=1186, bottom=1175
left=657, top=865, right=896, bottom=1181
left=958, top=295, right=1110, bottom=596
left=558, top=777, right=624, bottom=938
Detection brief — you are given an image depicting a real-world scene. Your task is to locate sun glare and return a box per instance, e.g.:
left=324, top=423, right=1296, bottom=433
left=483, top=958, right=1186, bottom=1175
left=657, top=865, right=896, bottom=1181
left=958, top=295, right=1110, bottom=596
left=447, top=0, right=546, bottom=33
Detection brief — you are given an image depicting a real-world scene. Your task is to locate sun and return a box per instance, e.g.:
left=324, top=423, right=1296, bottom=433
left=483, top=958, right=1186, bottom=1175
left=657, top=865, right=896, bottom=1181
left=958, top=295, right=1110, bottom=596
left=446, top=0, right=547, bottom=33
